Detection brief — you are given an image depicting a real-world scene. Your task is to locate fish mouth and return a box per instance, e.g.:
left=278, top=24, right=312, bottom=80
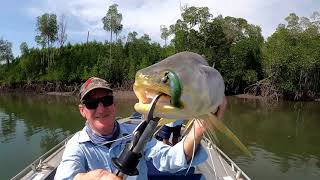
left=133, top=83, right=181, bottom=116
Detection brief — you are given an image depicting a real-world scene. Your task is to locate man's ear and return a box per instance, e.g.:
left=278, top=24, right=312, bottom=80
left=79, top=104, right=86, bottom=119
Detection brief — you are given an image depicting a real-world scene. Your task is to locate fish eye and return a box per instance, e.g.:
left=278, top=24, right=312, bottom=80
left=160, top=71, right=170, bottom=83
left=161, top=76, right=168, bottom=83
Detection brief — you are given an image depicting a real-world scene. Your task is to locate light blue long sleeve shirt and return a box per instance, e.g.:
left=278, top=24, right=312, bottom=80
left=166, top=119, right=184, bottom=127
left=54, top=122, right=208, bottom=180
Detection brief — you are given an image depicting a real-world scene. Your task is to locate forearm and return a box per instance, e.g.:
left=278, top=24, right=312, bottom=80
left=183, top=121, right=205, bottom=161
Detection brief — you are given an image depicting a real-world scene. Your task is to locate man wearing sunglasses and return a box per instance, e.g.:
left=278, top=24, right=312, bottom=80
left=55, top=77, right=226, bottom=180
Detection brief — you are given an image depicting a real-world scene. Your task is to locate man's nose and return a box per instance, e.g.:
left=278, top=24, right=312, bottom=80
left=96, top=102, right=105, bottom=111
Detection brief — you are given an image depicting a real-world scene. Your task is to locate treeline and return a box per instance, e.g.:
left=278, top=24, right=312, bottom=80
left=0, top=5, right=319, bottom=101
left=261, top=13, right=320, bottom=100
left=2, top=37, right=167, bottom=87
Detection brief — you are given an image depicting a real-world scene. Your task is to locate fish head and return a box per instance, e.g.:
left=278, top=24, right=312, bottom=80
left=133, top=51, right=225, bottom=119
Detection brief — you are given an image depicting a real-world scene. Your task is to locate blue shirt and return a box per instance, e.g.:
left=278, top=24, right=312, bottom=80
left=54, top=122, right=208, bottom=180
left=166, top=119, right=184, bottom=127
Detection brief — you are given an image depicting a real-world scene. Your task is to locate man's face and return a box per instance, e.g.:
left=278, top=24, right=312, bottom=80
left=79, top=88, right=116, bottom=135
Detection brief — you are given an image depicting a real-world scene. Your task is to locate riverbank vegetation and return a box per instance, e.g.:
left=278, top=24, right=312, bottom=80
left=0, top=4, right=319, bottom=101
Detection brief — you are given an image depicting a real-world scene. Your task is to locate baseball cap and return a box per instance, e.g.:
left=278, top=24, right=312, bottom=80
left=79, top=77, right=113, bottom=101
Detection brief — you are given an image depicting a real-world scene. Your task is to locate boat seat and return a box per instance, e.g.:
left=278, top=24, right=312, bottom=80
left=147, top=160, right=204, bottom=180
left=130, top=112, right=143, bottom=119
left=148, top=174, right=203, bottom=180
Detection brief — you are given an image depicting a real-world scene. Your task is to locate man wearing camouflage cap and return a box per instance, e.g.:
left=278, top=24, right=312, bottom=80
left=55, top=77, right=213, bottom=180
left=55, top=77, right=122, bottom=180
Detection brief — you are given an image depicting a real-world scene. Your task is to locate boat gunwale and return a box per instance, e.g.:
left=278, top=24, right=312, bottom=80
left=202, top=136, right=251, bottom=180
left=10, top=135, right=72, bottom=180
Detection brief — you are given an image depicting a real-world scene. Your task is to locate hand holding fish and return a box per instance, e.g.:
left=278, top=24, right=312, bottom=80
left=74, top=169, right=122, bottom=180
left=194, top=96, right=227, bottom=135
left=183, top=96, right=227, bottom=161
left=216, top=96, right=227, bottom=120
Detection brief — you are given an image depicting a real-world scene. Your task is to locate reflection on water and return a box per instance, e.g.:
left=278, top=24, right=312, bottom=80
left=0, top=111, right=16, bottom=143
left=0, top=94, right=319, bottom=179
left=219, top=97, right=320, bottom=180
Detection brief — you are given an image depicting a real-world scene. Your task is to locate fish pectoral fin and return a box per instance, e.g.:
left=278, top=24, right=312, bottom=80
left=206, top=113, right=254, bottom=158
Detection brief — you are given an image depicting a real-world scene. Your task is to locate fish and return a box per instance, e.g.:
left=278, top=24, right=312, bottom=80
left=134, top=51, right=224, bottom=119
left=133, top=51, right=252, bottom=157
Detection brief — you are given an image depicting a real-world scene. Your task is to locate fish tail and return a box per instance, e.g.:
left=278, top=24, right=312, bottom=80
left=206, top=113, right=254, bottom=158
left=182, top=119, right=195, bottom=136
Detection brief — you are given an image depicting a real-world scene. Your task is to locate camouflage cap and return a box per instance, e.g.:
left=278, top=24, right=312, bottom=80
left=79, top=77, right=113, bottom=101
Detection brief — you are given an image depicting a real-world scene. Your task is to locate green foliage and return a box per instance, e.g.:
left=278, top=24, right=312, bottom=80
left=1, top=5, right=265, bottom=97
left=102, top=3, right=123, bottom=42
left=167, top=6, right=264, bottom=94
left=0, top=38, right=14, bottom=66
left=263, top=11, right=320, bottom=100
left=160, top=25, right=170, bottom=46
left=35, top=13, right=58, bottom=48
left=0, top=34, right=164, bottom=88
left=125, top=33, right=162, bottom=80
left=35, top=13, right=59, bottom=70
left=181, top=6, right=212, bottom=29
left=1, top=4, right=318, bottom=100
left=20, top=42, right=29, bottom=55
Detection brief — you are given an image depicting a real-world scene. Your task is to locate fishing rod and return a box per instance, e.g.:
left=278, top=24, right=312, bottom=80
left=112, top=93, right=163, bottom=178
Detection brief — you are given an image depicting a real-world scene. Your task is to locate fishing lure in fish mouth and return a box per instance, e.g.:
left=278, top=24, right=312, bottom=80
left=161, top=70, right=182, bottom=108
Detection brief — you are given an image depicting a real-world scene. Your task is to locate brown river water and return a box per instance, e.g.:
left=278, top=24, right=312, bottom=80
left=0, top=94, right=319, bottom=180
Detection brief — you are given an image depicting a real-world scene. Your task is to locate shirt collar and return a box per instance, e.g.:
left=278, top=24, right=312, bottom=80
left=77, top=121, right=133, bottom=144
left=78, top=126, right=90, bottom=143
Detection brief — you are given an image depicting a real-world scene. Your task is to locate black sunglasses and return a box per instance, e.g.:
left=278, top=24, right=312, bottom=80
left=82, top=95, right=113, bottom=109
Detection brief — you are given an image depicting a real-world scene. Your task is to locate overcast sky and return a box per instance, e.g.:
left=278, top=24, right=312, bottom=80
left=0, top=0, right=319, bottom=57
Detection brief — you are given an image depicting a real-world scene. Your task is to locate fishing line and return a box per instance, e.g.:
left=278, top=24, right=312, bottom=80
left=185, top=118, right=196, bottom=176
left=204, top=130, right=217, bottom=180
left=101, top=119, right=152, bottom=145
left=210, top=138, right=230, bottom=177
left=208, top=145, right=217, bottom=180
left=201, top=115, right=219, bottom=180
left=102, top=134, right=133, bottom=145
left=217, top=147, right=230, bottom=177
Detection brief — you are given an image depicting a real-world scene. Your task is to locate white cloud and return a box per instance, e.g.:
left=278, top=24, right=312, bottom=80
left=25, top=0, right=319, bottom=44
